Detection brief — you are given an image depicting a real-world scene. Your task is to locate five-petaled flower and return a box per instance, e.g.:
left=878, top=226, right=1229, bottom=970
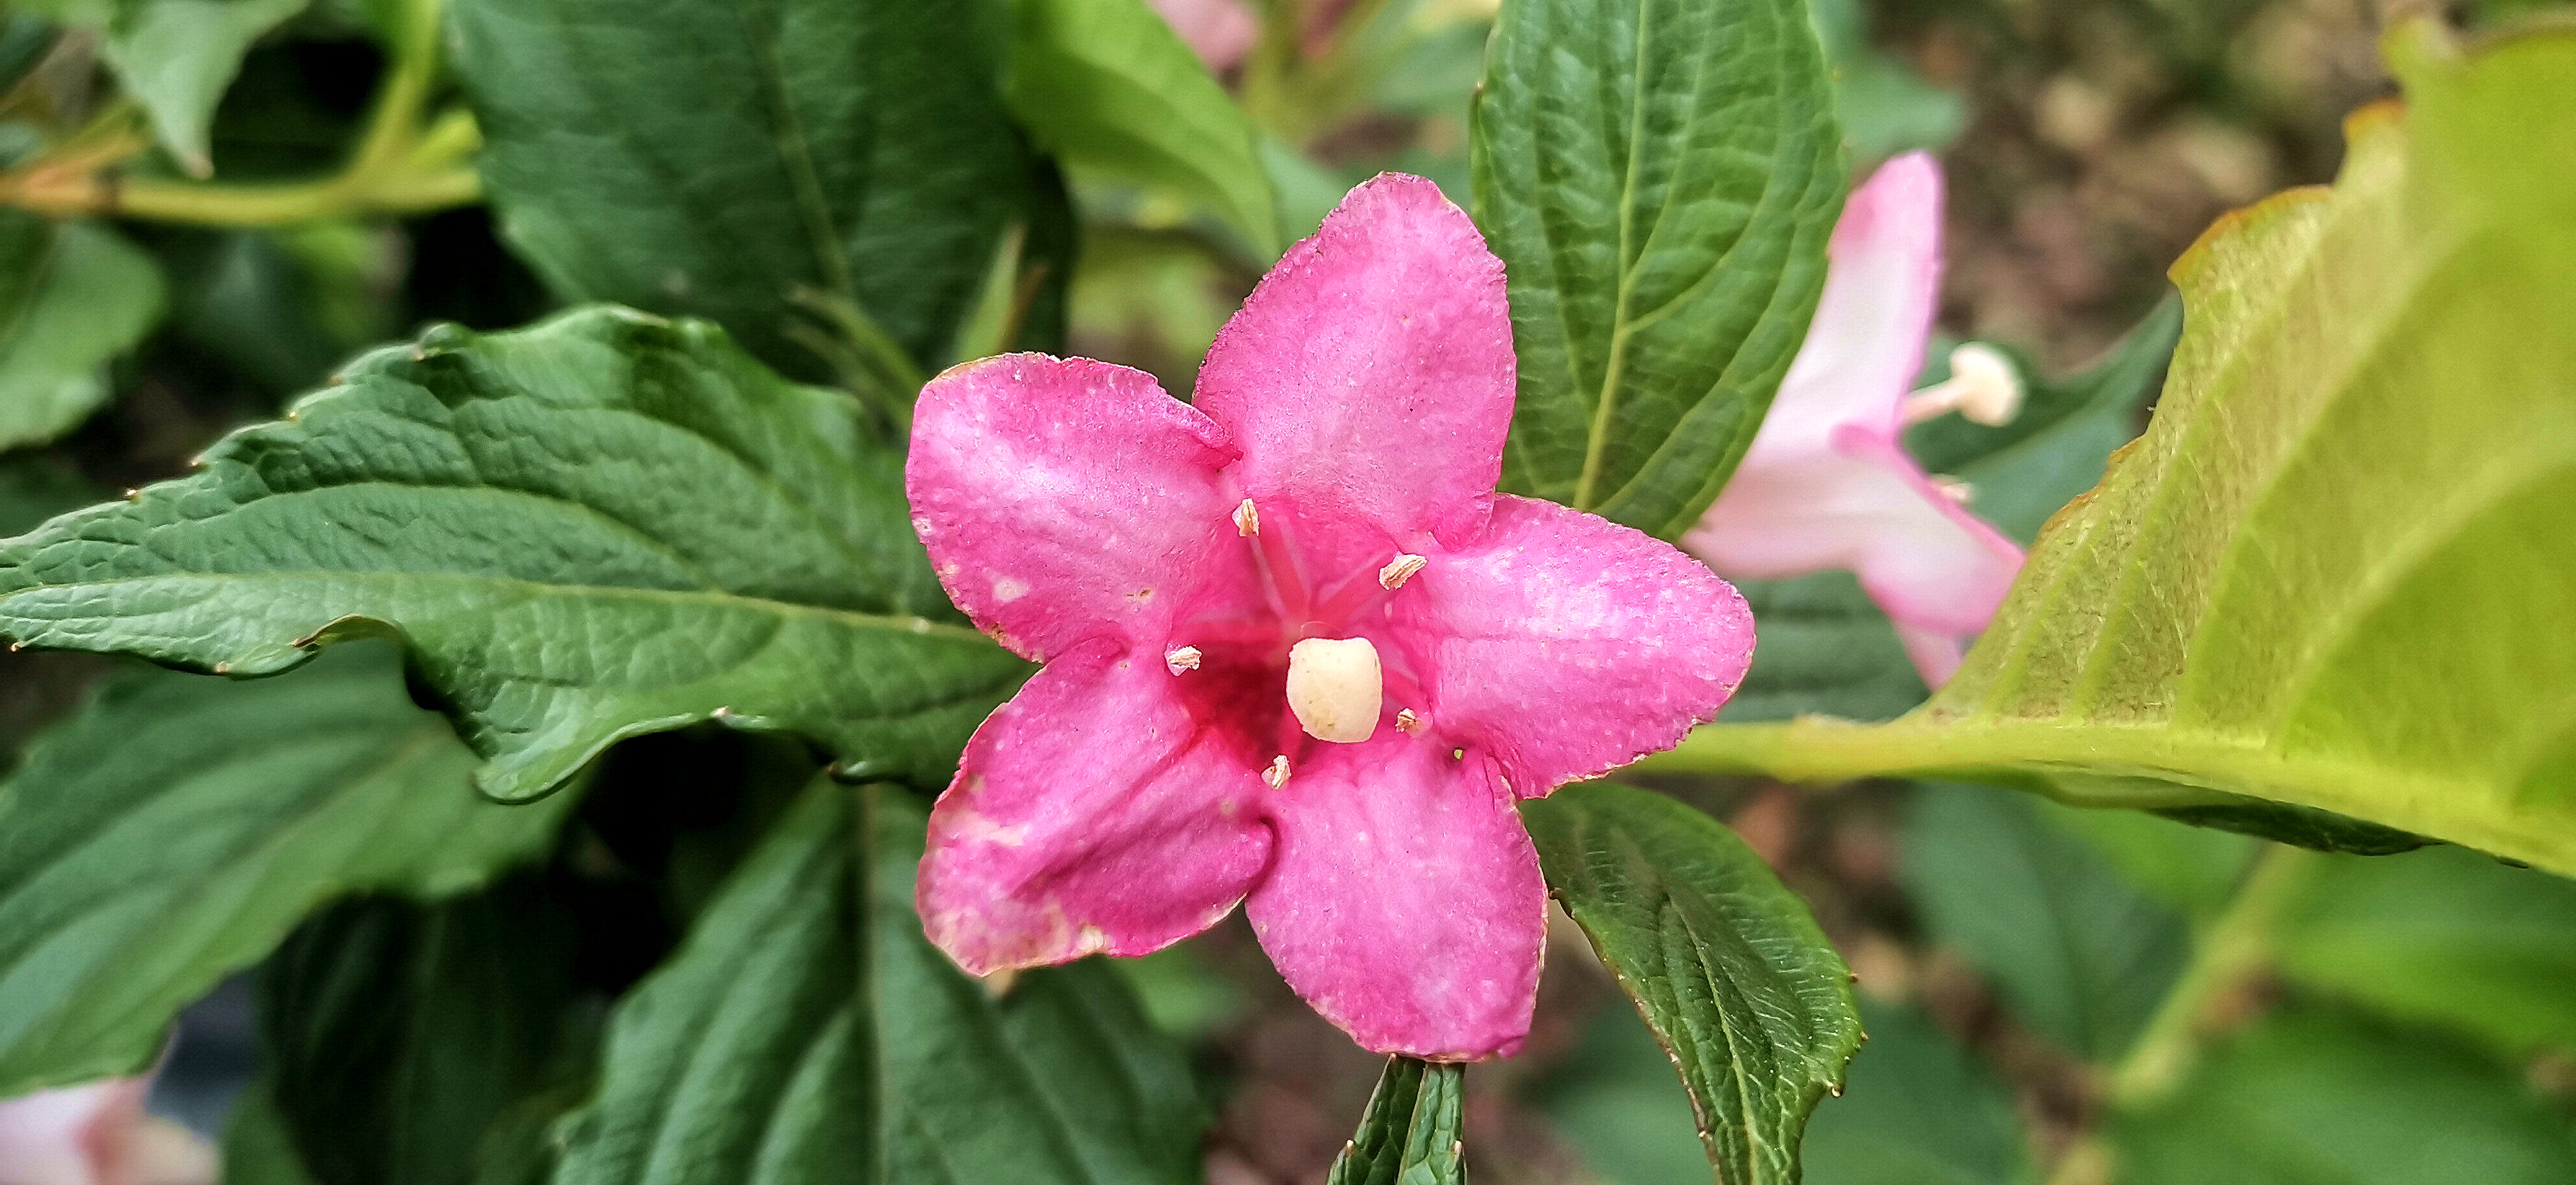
left=906, top=174, right=1755, bottom=1059
left=1683, top=152, right=2026, bottom=687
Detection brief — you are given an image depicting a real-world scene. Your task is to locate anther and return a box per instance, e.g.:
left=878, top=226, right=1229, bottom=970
left=1378, top=553, right=1427, bottom=589
left=1902, top=343, right=2023, bottom=426
left=1395, top=708, right=1423, bottom=735
left=1164, top=645, right=1202, bottom=674
left=1233, top=498, right=1260, bottom=536
left=1264, top=755, right=1291, bottom=788
left=1931, top=475, right=1974, bottom=503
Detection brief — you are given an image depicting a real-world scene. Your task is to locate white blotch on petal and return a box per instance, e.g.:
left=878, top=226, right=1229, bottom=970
left=992, top=576, right=1031, bottom=603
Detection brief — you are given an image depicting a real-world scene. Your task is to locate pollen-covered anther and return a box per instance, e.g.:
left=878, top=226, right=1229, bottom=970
left=1931, top=475, right=1974, bottom=503
left=1902, top=343, right=2023, bottom=426
left=1394, top=708, right=1423, bottom=735
left=1164, top=645, right=1202, bottom=674
left=1378, top=553, right=1427, bottom=589
left=1285, top=637, right=1383, bottom=743
left=1232, top=498, right=1260, bottom=536
left=1264, top=755, right=1291, bottom=788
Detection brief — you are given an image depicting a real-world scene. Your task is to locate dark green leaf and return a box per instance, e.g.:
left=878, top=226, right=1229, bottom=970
left=1720, top=299, right=2181, bottom=724
left=1005, top=0, right=1279, bottom=255
left=1522, top=782, right=1861, bottom=1184
left=449, top=0, right=1043, bottom=374
left=1530, top=1002, right=1714, bottom=1185
left=2035, top=797, right=2255, bottom=920
left=2148, top=801, right=2429, bottom=857
left=2278, top=846, right=2576, bottom=1057
left=261, top=880, right=596, bottom=1185
left=221, top=1086, right=325, bottom=1185
left=14, top=0, right=307, bottom=172
left=1800, top=1000, right=2027, bottom=1185
left=0, top=643, right=572, bottom=1096
left=0, top=211, right=166, bottom=448
left=555, top=782, right=1207, bottom=1185
left=1900, top=784, right=2186, bottom=1059
left=2110, top=1010, right=2576, bottom=1185
left=1326, top=1057, right=1464, bottom=1185
left=0, top=307, right=1032, bottom=801
left=1470, top=0, right=1845, bottom=536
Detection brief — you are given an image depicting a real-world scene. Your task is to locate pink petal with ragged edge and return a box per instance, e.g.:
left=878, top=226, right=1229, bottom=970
left=1244, top=736, right=1546, bottom=1059
left=1684, top=152, right=2023, bottom=685
left=919, top=641, right=1274, bottom=973
left=1395, top=495, right=1754, bottom=795
left=1193, top=173, right=1517, bottom=577
left=909, top=354, right=1262, bottom=663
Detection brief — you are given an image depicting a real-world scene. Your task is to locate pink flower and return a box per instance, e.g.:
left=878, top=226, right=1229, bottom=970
left=1682, top=153, right=2025, bottom=688
left=906, top=174, right=1754, bottom=1059
left=1147, top=0, right=1257, bottom=73
left=0, top=1077, right=215, bottom=1185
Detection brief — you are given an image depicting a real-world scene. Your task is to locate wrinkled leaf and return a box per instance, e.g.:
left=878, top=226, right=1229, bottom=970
left=261, top=881, right=596, bottom=1185
left=450, top=0, right=1045, bottom=375
left=0, top=643, right=572, bottom=1096
left=0, top=211, right=166, bottom=448
left=2110, top=1010, right=2576, bottom=1184
left=1006, top=0, right=1278, bottom=255
left=0, top=307, right=1032, bottom=802
left=2278, top=846, right=2576, bottom=1057
left=1721, top=299, right=2181, bottom=724
left=1652, top=29, right=2576, bottom=875
left=1901, top=784, right=2186, bottom=1059
left=1327, top=1057, right=1464, bottom=1185
left=1470, top=0, right=1844, bottom=536
left=556, top=782, right=1206, bottom=1185
left=1522, top=782, right=1861, bottom=1184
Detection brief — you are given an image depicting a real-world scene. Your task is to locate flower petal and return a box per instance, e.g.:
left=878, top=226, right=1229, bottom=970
left=0, top=1081, right=119, bottom=1185
left=1193, top=173, right=1516, bottom=573
left=909, top=354, right=1259, bottom=662
left=1682, top=153, right=2024, bottom=686
left=918, top=641, right=1273, bottom=972
left=1390, top=495, right=1754, bottom=794
left=1245, top=736, right=1544, bottom=1059
left=1147, top=0, right=1256, bottom=71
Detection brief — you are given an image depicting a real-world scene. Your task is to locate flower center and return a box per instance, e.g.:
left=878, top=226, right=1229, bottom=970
left=1285, top=637, right=1381, bottom=742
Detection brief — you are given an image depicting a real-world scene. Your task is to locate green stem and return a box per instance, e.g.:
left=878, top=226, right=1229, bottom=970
left=2040, top=843, right=2318, bottom=1185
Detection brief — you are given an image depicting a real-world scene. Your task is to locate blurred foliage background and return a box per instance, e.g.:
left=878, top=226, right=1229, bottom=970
left=2, top=0, right=2573, bottom=1180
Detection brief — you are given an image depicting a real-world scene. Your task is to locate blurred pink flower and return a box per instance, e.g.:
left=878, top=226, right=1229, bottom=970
left=0, top=1076, right=214, bottom=1185
left=906, top=173, right=1754, bottom=1059
left=1148, top=0, right=1257, bottom=72
left=1683, top=152, right=2025, bottom=687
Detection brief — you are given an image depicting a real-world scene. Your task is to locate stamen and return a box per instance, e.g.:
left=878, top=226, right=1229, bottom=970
left=1285, top=637, right=1383, bottom=743
left=1233, top=498, right=1260, bottom=536
left=1264, top=755, right=1291, bottom=788
left=1378, top=553, right=1427, bottom=589
left=1902, top=343, right=2024, bottom=426
left=1395, top=708, right=1423, bottom=735
left=1931, top=475, right=1974, bottom=503
left=1164, top=645, right=1202, bottom=674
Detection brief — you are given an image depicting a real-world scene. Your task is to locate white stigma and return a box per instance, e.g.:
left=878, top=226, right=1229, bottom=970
left=1378, top=553, right=1427, bottom=589
left=1233, top=498, right=1260, bottom=536
left=1164, top=645, right=1202, bottom=674
left=1264, top=755, right=1292, bottom=788
left=1395, top=708, right=1423, bottom=735
left=1902, top=343, right=2024, bottom=427
left=1285, top=636, right=1383, bottom=743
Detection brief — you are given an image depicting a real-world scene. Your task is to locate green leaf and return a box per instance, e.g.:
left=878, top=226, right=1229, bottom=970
left=556, top=781, right=1207, bottom=1185
left=1004, top=0, right=1280, bottom=256
left=2035, top=795, right=2255, bottom=920
left=0, top=211, right=166, bottom=449
left=1799, top=1000, right=2028, bottom=1185
left=448, top=0, right=1045, bottom=375
left=1521, top=782, right=1862, bottom=1184
left=1649, top=28, right=2576, bottom=875
left=0, top=307, right=1032, bottom=802
left=1530, top=1002, right=1710, bottom=1184
left=222, top=1087, right=325, bottom=1185
left=1721, top=300, right=2183, bottom=725
left=2277, top=846, right=2576, bottom=1058
left=260, top=880, right=597, bottom=1185
left=1326, top=1057, right=1465, bottom=1185
left=102, top=0, right=310, bottom=174
left=0, top=643, right=572, bottom=1097
left=1900, top=784, right=2187, bottom=1059
left=2110, top=1010, right=2576, bottom=1184
left=1469, top=0, right=1845, bottom=536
